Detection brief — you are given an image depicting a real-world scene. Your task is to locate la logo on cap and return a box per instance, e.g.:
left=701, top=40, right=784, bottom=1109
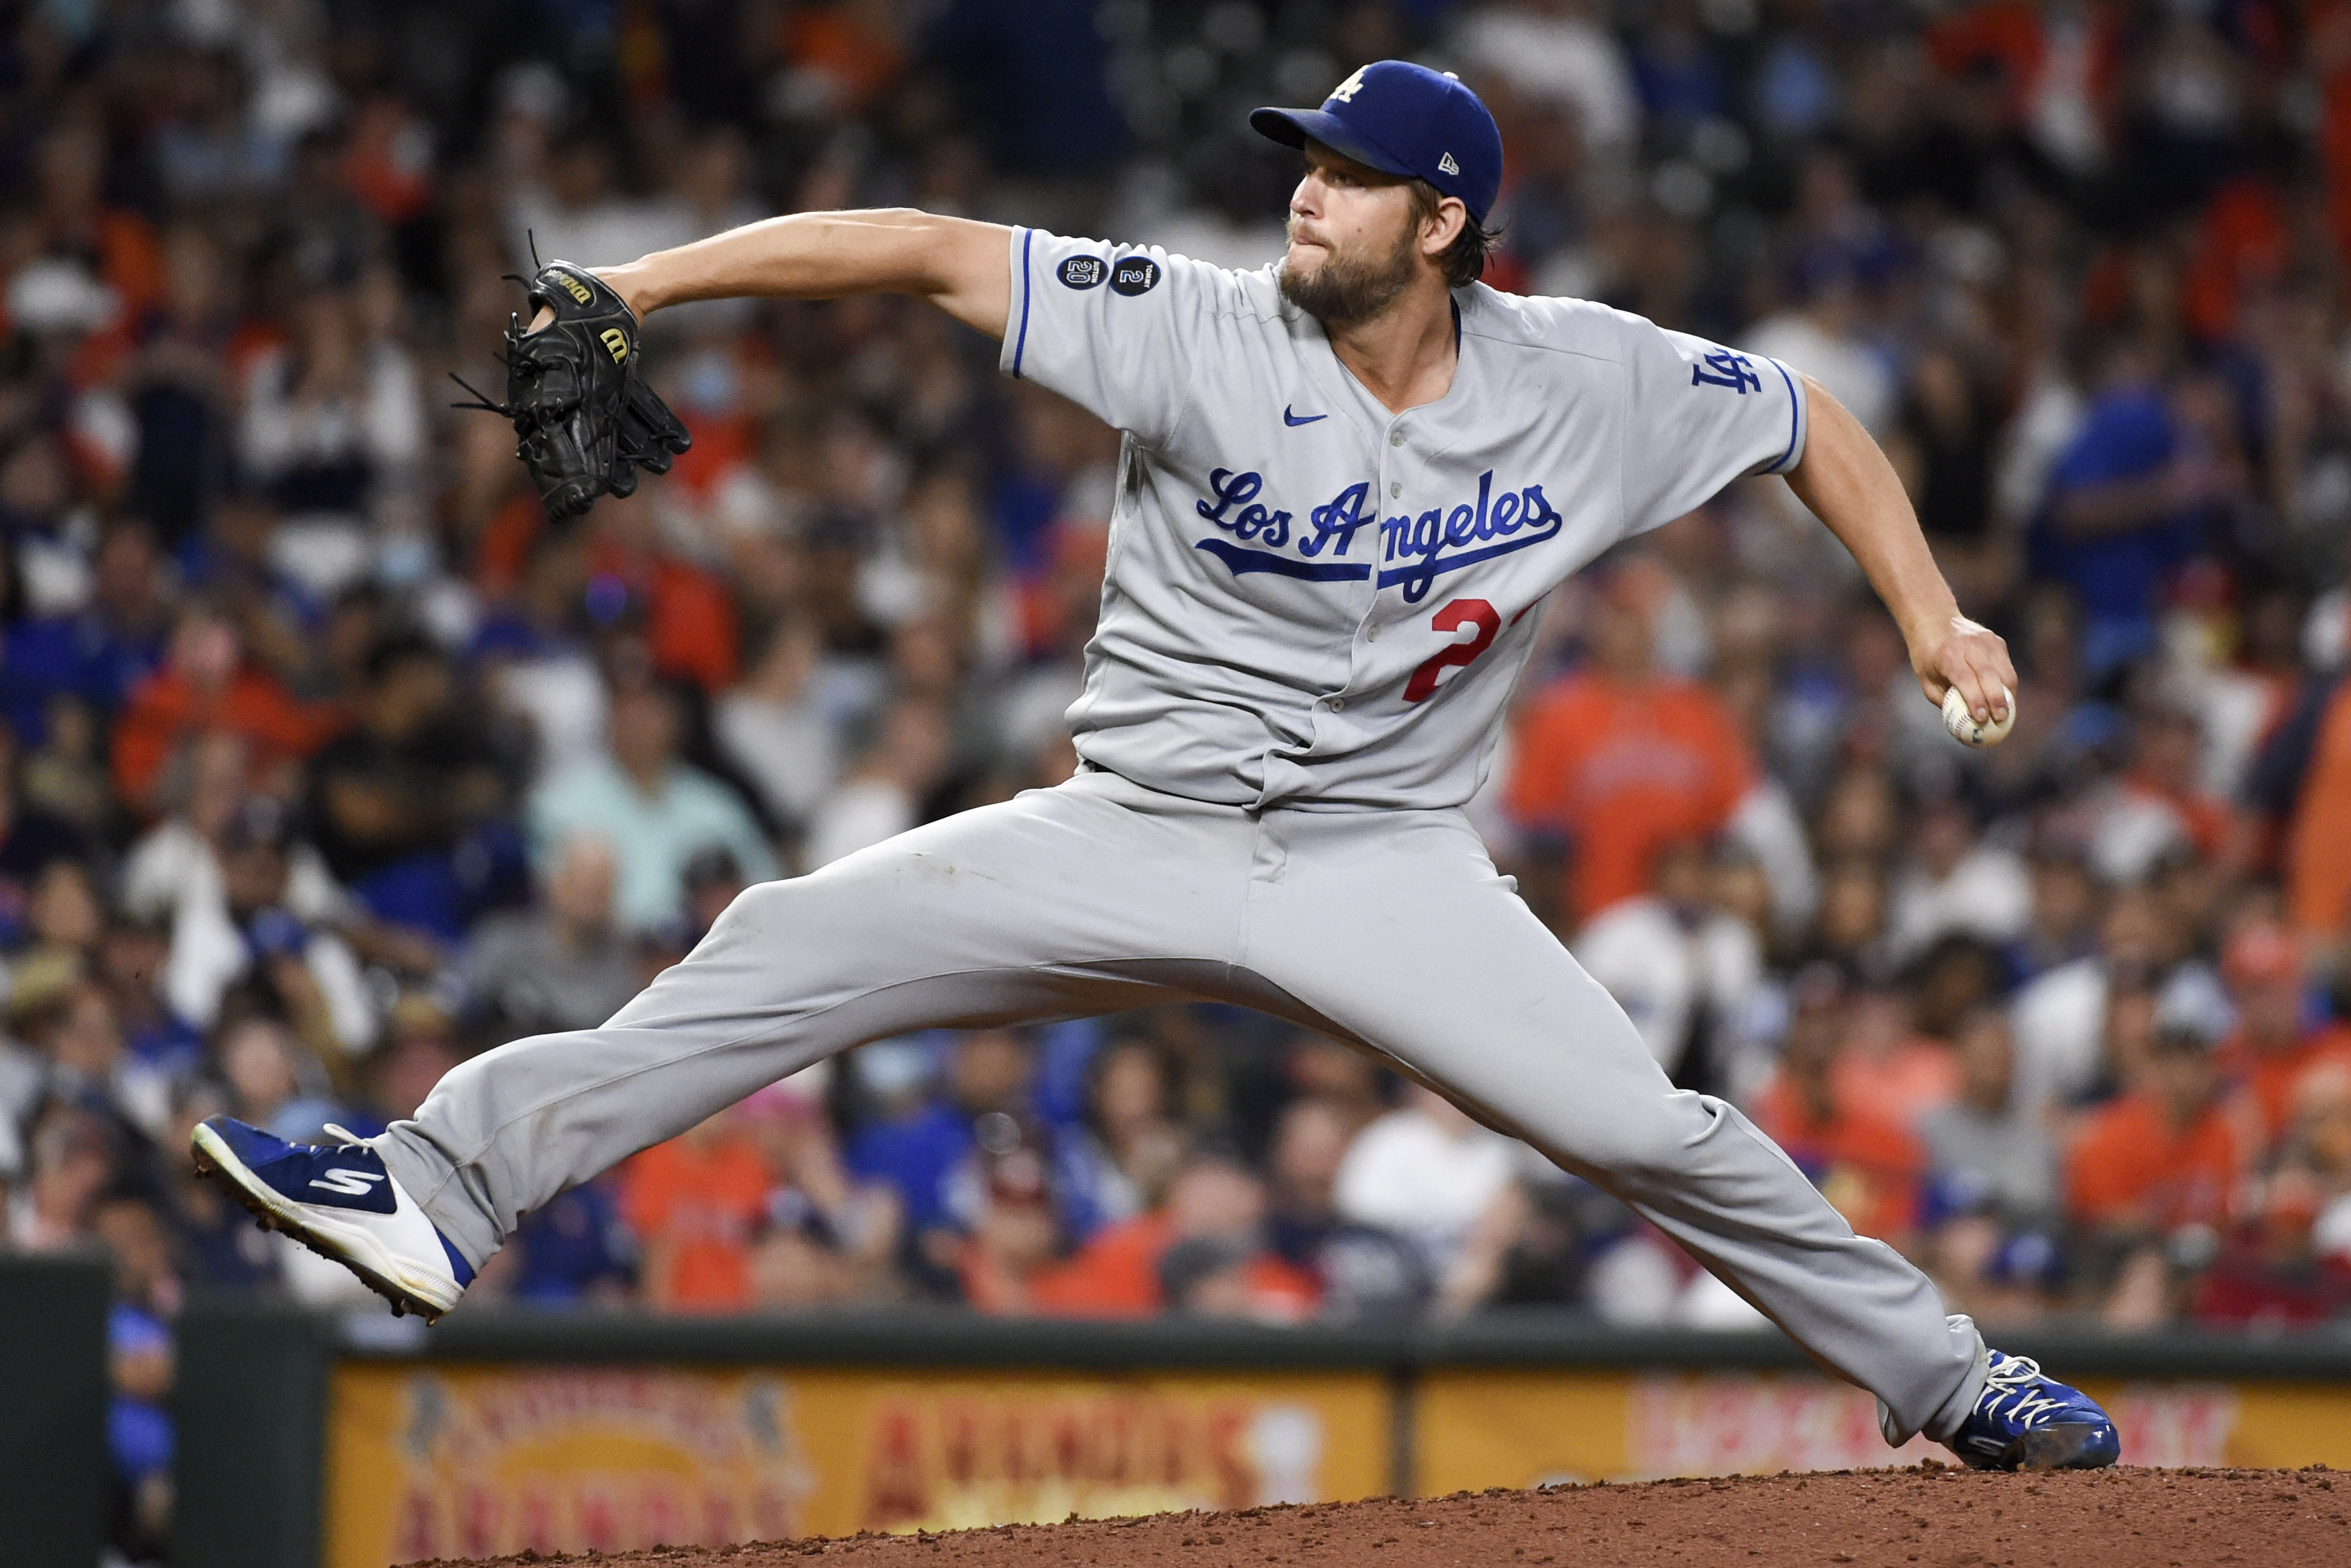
left=1329, top=66, right=1367, bottom=103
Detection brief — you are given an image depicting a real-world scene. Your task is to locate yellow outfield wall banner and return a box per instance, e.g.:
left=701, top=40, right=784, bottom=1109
left=322, top=1364, right=1390, bottom=1567
left=1413, top=1368, right=2351, bottom=1493
left=163, top=1308, right=2351, bottom=1568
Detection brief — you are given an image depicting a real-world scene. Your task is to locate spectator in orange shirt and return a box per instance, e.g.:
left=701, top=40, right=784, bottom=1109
left=2066, top=1020, right=2248, bottom=1239
left=2283, top=676, right=2351, bottom=940
left=620, top=1109, right=773, bottom=1311
left=1506, top=571, right=1754, bottom=928
left=585, top=497, right=740, bottom=694
left=779, top=0, right=905, bottom=112
left=1158, top=1234, right=1315, bottom=1320
left=954, top=1139, right=1065, bottom=1315
left=34, top=126, right=165, bottom=321
left=1750, top=966, right=1925, bottom=1245
left=1031, top=1146, right=1319, bottom=1320
left=2212, top=921, right=2351, bottom=1144
left=111, top=604, right=340, bottom=814
left=1831, top=980, right=1962, bottom=1135
left=2093, top=693, right=2245, bottom=882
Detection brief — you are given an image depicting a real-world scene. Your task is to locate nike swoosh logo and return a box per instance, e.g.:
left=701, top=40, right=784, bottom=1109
left=1283, top=406, right=1326, bottom=426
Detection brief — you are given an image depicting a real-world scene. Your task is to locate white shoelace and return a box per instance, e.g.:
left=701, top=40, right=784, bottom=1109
left=1980, top=1355, right=2071, bottom=1428
left=321, top=1124, right=367, bottom=1148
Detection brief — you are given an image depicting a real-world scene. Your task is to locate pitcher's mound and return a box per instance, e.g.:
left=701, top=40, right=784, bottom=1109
left=414, top=1465, right=2350, bottom=1567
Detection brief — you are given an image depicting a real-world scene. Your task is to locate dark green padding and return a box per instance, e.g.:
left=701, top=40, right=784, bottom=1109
left=0, top=1253, right=110, bottom=1568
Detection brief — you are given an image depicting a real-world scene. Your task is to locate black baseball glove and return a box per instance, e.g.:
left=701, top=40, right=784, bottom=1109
left=454, top=261, right=692, bottom=523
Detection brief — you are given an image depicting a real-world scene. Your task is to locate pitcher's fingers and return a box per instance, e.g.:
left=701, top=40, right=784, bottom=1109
left=1983, top=644, right=2019, bottom=710
left=1948, top=662, right=2001, bottom=724
left=1964, top=655, right=2013, bottom=722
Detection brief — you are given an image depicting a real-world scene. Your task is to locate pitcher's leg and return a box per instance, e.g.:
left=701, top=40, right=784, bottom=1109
left=1244, top=809, right=1985, bottom=1444
left=378, top=773, right=1252, bottom=1266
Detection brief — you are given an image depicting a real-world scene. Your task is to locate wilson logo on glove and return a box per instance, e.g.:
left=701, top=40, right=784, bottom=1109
left=448, top=257, right=691, bottom=525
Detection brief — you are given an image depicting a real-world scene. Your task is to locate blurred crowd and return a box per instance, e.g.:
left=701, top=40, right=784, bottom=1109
left=8, top=0, right=2351, bottom=1551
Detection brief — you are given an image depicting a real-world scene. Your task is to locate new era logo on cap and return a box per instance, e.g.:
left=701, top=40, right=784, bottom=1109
left=1438, top=152, right=1459, bottom=175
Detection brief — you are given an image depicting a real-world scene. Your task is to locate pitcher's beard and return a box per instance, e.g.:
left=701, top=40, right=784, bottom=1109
left=1279, top=220, right=1420, bottom=327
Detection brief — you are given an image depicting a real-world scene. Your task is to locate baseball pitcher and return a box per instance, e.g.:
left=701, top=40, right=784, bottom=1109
left=195, top=63, right=2116, bottom=1472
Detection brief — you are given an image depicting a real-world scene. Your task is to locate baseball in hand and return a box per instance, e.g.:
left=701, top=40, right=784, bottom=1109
left=1942, top=683, right=2016, bottom=747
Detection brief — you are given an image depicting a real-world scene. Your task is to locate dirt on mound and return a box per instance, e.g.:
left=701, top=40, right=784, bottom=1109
left=415, top=1465, right=2351, bottom=1568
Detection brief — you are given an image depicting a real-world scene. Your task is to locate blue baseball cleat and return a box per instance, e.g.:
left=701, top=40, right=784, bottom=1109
left=1948, top=1348, right=2121, bottom=1472
left=190, top=1116, right=474, bottom=1323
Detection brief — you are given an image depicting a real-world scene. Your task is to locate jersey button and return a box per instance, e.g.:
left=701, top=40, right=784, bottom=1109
left=1388, top=429, right=1404, bottom=447
left=1389, top=481, right=1402, bottom=497
left=1365, top=624, right=1380, bottom=642
left=1329, top=698, right=1346, bottom=712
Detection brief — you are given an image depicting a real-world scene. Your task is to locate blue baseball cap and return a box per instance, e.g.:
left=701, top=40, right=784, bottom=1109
left=1251, top=61, right=1504, bottom=227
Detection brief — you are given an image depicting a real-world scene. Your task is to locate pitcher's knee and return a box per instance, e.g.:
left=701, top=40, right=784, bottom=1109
left=1545, top=1087, right=1719, bottom=1182
left=712, top=874, right=857, bottom=943
left=722, top=876, right=797, bottom=920
left=704, top=869, right=949, bottom=971
left=695, top=877, right=779, bottom=943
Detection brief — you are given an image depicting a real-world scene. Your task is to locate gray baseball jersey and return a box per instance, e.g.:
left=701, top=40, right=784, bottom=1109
left=1000, top=229, right=1808, bottom=810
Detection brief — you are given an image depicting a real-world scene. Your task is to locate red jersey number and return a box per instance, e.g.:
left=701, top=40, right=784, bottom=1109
left=1403, top=598, right=1500, bottom=703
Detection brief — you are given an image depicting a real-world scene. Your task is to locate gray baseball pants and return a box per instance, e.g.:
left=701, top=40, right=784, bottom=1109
left=377, top=768, right=1986, bottom=1444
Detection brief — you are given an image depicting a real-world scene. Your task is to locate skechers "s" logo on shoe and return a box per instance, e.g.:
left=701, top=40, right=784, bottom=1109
left=191, top=1116, right=472, bottom=1323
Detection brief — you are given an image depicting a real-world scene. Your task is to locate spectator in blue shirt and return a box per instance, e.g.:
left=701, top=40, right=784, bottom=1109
left=504, top=1177, right=639, bottom=1306
left=94, top=1193, right=180, bottom=1562
left=848, top=1029, right=1042, bottom=1288
left=2031, top=348, right=2242, bottom=681
left=0, top=520, right=171, bottom=746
